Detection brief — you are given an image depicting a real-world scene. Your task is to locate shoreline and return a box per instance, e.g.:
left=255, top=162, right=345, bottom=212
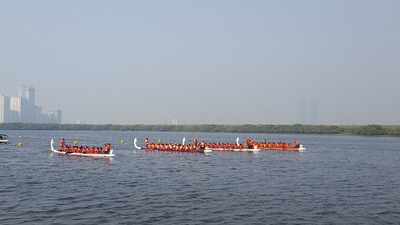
left=1, top=123, right=399, bottom=137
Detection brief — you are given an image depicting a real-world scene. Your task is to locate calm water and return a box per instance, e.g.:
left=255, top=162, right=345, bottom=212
left=1, top=130, right=400, bottom=225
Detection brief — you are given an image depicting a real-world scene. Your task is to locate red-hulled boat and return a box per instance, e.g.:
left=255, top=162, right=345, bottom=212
left=253, top=141, right=306, bottom=152
left=50, top=138, right=114, bottom=157
left=134, top=137, right=305, bottom=153
left=134, top=138, right=212, bottom=154
left=205, top=138, right=305, bottom=152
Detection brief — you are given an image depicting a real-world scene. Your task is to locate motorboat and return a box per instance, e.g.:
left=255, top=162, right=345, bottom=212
left=0, top=134, right=8, bottom=144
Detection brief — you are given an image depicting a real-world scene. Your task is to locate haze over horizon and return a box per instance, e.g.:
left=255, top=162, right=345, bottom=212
left=1, top=1, right=399, bottom=125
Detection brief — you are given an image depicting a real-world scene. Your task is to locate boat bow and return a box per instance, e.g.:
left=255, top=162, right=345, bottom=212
left=134, top=138, right=142, bottom=150
left=50, top=138, right=56, bottom=152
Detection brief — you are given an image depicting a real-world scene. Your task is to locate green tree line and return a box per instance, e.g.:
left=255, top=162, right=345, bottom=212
left=1, top=123, right=400, bottom=136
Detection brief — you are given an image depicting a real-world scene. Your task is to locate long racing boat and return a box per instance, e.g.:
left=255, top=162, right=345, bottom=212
left=50, top=138, right=114, bottom=157
left=203, top=137, right=258, bottom=153
left=134, top=137, right=305, bottom=153
left=134, top=138, right=212, bottom=154
left=205, top=138, right=306, bottom=152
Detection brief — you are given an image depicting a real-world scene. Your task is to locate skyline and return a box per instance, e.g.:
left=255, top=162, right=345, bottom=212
left=0, top=86, right=62, bottom=124
left=1, top=1, right=399, bottom=124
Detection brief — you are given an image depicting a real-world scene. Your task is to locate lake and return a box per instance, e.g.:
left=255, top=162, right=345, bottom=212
left=1, top=130, right=400, bottom=225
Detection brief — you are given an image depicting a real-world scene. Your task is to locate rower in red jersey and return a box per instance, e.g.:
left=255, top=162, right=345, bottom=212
left=59, top=138, right=65, bottom=150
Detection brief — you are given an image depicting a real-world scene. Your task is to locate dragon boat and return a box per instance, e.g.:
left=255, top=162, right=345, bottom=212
left=205, top=137, right=305, bottom=152
left=50, top=138, right=114, bottom=157
left=134, top=138, right=212, bottom=154
left=134, top=137, right=305, bottom=153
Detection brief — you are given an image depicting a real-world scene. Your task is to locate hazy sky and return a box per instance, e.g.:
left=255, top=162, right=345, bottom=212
left=1, top=0, right=399, bottom=124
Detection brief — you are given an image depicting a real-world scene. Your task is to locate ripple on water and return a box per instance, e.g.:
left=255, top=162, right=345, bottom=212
left=1, top=131, right=400, bottom=225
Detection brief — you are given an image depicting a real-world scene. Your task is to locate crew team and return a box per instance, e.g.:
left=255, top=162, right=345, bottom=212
left=59, top=138, right=112, bottom=154
left=144, top=138, right=300, bottom=151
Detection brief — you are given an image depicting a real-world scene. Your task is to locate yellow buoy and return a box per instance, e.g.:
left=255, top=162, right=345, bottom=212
left=16, top=142, right=23, bottom=148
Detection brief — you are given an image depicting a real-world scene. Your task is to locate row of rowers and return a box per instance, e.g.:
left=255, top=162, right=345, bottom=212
left=182, top=138, right=301, bottom=150
left=145, top=143, right=205, bottom=152
left=204, top=142, right=298, bottom=149
left=245, top=138, right=301, bottom=149
left=255, top=142, right=300, bottom=149
left=59, top=138, right=112, bottom=154
left=144, top=138, right=205, bottom=152
left=144, top=138, right=300, bottom=150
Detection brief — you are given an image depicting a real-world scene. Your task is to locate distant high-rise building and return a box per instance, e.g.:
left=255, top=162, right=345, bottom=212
left=0, top=96, right=5, bottom=123
left=27, top=87, right=35, bottom=106
left=170, top=119, right=179, bottom=126
left=297, top=97, right=319, bottom=125
left=56, top=110, right=62, bottom=124
left=18, top=86, right=36, bottom=122
left=19, top=86, right=35, bottom=105
left=43, top=110, right=62, bottom=124
left=9, top=96, right=22, bottom=122
left=0, top=95, right=10, bottom=123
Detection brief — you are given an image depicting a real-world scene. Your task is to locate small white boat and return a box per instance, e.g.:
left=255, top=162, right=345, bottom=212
left=0, top=134, right=8, bottom=144
left=50, top=139, right=114, bottom=157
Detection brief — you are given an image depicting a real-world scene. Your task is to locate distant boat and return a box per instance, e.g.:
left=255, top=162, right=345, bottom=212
left=0, top=134, right=8, bottom=144
left=205, top=137, right=306, bottom=152
left=50, top=138, right=114, bottom=157
left=134, top=138, right=212, bottom=154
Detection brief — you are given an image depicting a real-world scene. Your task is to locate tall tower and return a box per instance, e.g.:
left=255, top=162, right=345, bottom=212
left=9, top=96, right=22, bottom=122
left=20, top=86, right=35, bottom=106
left=28, top=87, right=35, bottom=106
left=18, top=86, right=36, bottom=123
left=297, top=97, right=319, bottom=125
left=0, top=95, right=10, bottom=123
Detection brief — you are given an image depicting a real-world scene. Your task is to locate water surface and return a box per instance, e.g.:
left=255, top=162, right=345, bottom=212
left=1, top=130, right=400, bottom=225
